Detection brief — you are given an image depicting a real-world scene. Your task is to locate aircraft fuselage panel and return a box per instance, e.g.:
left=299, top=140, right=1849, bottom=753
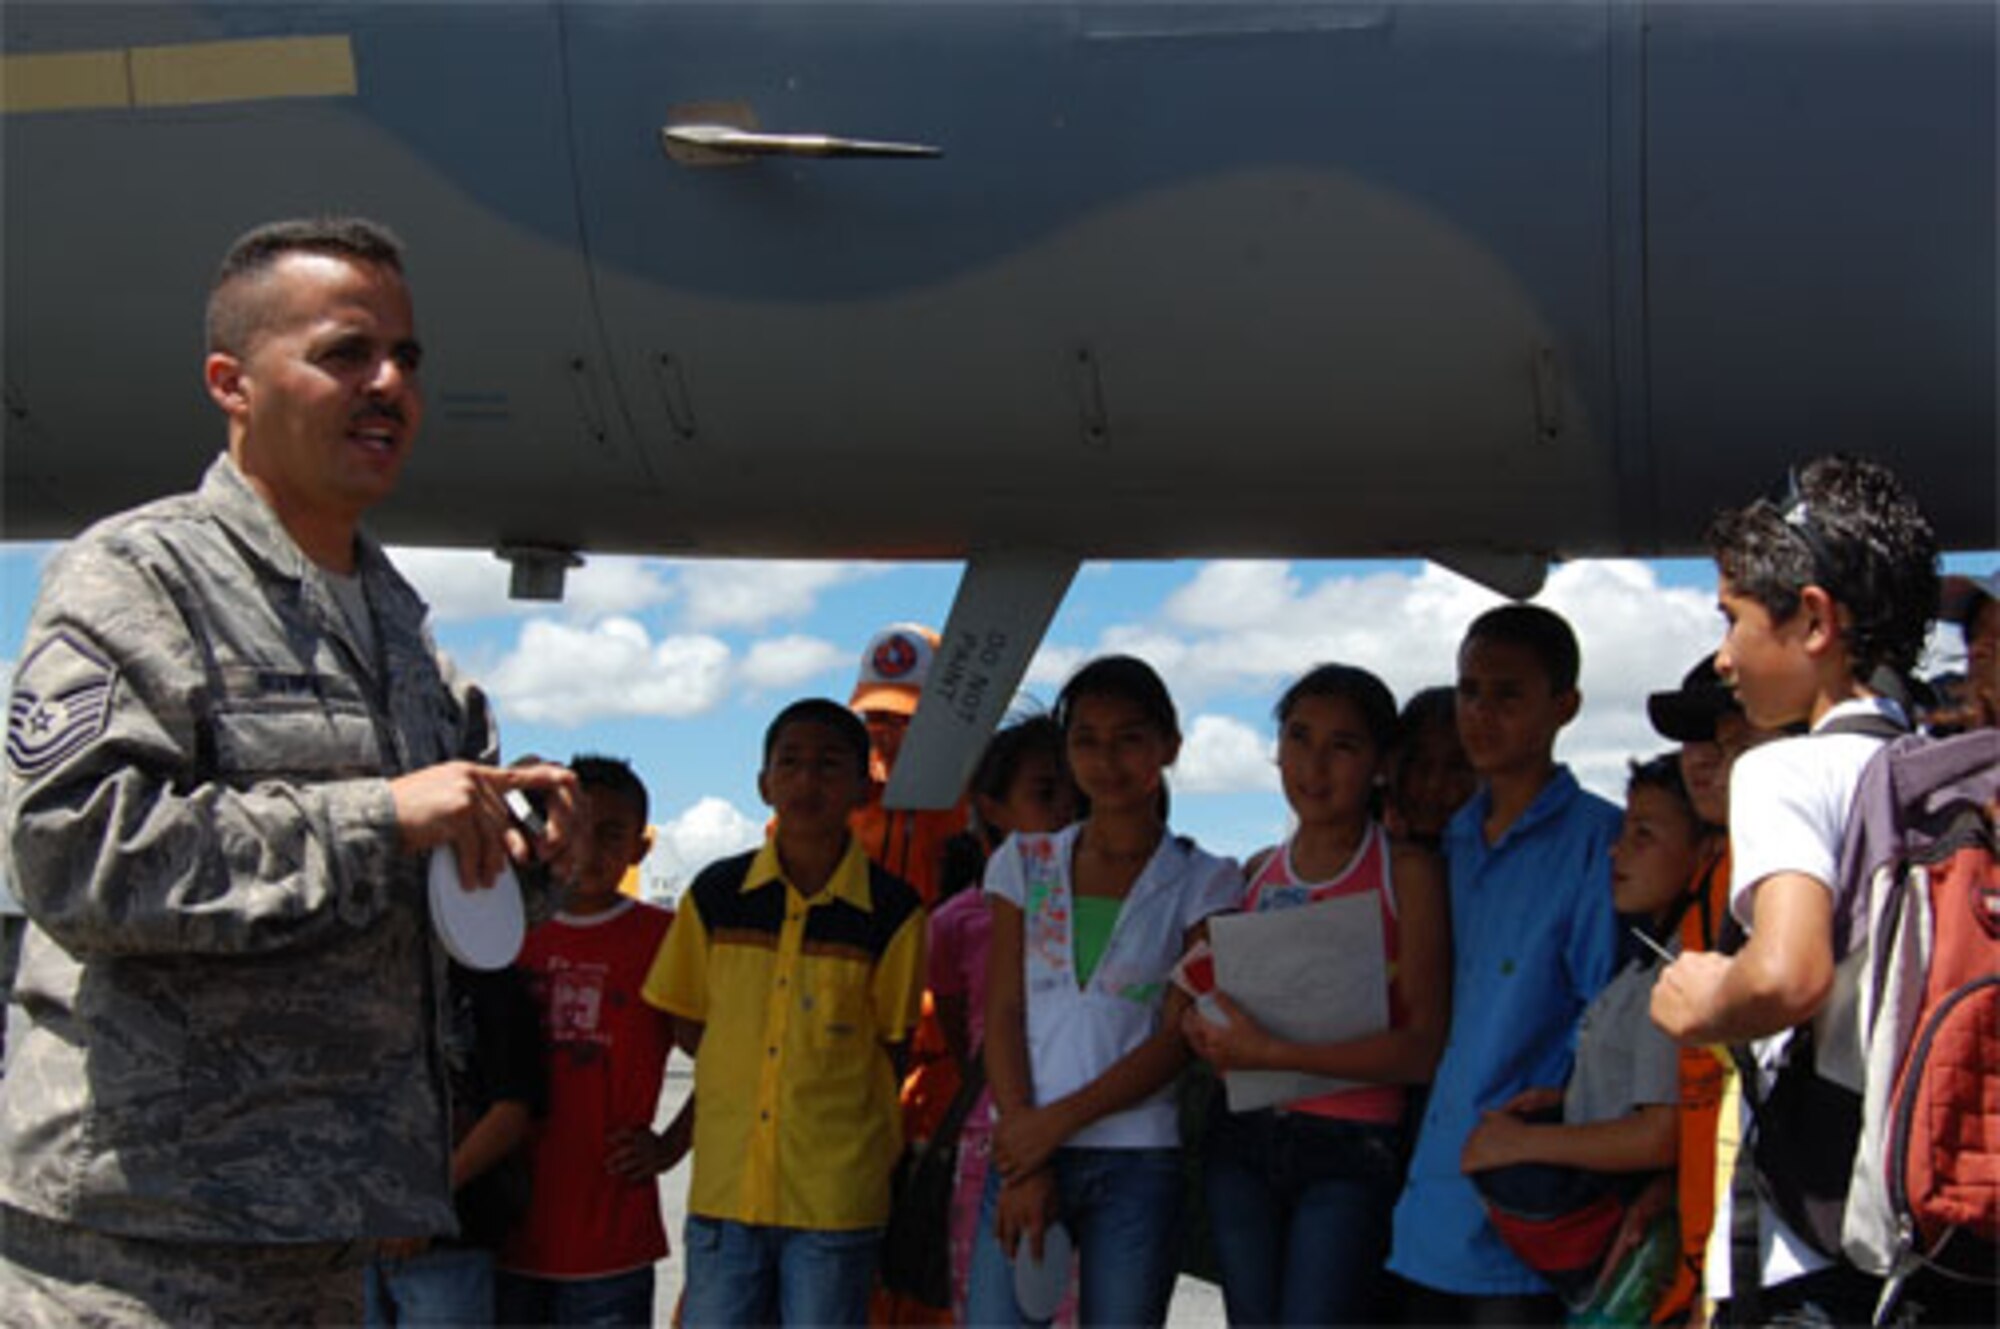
left=3, top=2, right=1992, bottom=557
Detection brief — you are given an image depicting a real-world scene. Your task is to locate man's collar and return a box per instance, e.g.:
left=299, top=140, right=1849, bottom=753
left=200, top=454, right=422, bottom=620
left=201, top=454, right=314, bottom=581
left=740, top=832, right=876, bottom=911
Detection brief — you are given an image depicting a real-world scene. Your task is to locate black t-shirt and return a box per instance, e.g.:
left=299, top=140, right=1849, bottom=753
left=443, top=961, right=547, bottom=1249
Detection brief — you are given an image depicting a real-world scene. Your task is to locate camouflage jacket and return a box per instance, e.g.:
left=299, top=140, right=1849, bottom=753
left=0, top=456, right=492, bottom=1242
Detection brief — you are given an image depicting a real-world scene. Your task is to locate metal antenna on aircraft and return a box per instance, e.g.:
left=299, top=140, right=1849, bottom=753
left=496, top=545, right=583, bottom=602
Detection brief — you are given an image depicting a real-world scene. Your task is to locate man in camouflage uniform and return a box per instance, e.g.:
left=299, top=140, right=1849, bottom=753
left=0, top=218, right=576, bottom=1324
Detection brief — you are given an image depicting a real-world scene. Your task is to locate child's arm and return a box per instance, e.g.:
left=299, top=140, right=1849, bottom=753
left=675, top=1016, right=704, bottom=1057
left=372, top=1096, right=539, bottom=1262
left=1184, top=844, right=1451, bottom=1084
left=1460, top=1103, right=1677, bottom=1174
left=983, top=896, right=1062, bottom=1257
left=983, top=897, right=1036, bottom=1130
left=450, top=1099, right=535, bottom=1190
left=1651, top=871, right=1834, bottom=1045
left=991, top=938, right=1198, bottom=1183
left=606, top=1093, right=695, bottom=1181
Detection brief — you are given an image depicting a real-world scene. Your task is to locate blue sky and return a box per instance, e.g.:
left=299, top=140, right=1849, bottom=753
left=2, top=541, right=1992, bottom=902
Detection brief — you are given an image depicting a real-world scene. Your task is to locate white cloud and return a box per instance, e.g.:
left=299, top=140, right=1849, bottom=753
left=638, top=796, right=765, bottom=902
left=483, top=618, right=730, bottom=726
left=464, top=557, right=1726, bottom=801
left=673, top=561, right=870, bottom=631
left=1033, top=558, right=1725, bottom=804
left=1162, top=561, right=1305, bottom=633
left=1174, top=713, right=1279, bottom=794
left=477, top=616, right=856, bottom=726
left=565, top=559, right=681, bottom=620
left=1023, top=642, right=1090, bottom=694
left=738, top=635, right=847, bottom=692
left=392, top=548, right=676, bottom=624
left=391, top=548, right=529, bottom=622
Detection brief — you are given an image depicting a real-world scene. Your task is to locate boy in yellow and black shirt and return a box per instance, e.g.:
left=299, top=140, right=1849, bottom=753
left=644, top=698, right=926, bottom=1327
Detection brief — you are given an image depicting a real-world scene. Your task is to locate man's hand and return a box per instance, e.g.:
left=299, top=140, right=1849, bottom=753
left=390, top=761, right=578, bottom=889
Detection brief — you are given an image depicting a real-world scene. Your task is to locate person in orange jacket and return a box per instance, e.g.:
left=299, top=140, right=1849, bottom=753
left=851, top=624, right=971, bottom=1326
left=848, top=623, right=968, bottom=910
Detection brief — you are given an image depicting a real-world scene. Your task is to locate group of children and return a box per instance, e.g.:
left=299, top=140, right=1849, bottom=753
left=377, top=453, right=1975, bottom=1329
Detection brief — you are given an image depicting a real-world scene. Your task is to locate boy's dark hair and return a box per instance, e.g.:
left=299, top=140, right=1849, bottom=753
left=570, top=753, right=649, bottom=825
left=1275, top=663, right=1401, bottom=753
left=207, top=216, right=406, bottom=354
left=1707, top=455, right=1941, bottom=679
left=1626, top=751, right=1693, bottom=815
left=763, top=699, right=872, bottom=779
left=1054, top=655, right=1180, bottom=742
left=1396, top=686, right=1459, bottom=750
left=1462, top=603, right=1582, bottom=694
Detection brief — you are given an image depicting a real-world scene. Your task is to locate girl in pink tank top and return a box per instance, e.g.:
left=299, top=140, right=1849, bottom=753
left=1184, top=664, right=1452, bottom=1325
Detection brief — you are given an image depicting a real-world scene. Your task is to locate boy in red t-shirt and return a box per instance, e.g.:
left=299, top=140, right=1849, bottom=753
left=498, top=755, right=691, bottom=1325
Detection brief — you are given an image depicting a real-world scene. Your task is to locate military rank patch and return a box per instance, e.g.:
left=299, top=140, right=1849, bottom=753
left=7, top=632, right=116, bottom=779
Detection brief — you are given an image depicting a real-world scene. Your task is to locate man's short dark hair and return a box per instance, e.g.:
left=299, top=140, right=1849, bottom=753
left=763, top=699, right=871, bottom=779
left=1462, top=603, right=1582, bottom=694
left=570, top=753, right=648, bottom=825
left=206, top=216, right=406, bottom=355
left=1706, top=454, right=1941, bottom=678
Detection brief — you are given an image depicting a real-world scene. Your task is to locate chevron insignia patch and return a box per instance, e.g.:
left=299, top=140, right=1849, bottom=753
left=7, top=632, right=116, bottom=780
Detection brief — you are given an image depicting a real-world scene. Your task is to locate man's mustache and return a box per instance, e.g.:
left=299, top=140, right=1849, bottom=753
left=353, top=403, right=407, bottom=428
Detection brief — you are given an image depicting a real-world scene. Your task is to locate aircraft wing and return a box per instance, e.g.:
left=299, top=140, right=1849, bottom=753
left=5, top=1, right=1992, bottom=563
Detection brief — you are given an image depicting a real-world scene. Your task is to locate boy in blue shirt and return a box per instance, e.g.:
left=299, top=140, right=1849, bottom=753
left=1388, top=604, right=1623, bottom=1325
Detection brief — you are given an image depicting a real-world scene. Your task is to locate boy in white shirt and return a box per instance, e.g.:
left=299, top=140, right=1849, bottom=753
left=1650, top=455, right=1939, bottom=1326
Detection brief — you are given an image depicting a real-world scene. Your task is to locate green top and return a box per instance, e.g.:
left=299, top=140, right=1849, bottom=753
left=1072, top=894, right=1123, bottom=986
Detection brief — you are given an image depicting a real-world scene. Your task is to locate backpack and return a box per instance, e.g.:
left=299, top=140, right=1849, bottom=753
left=1726, top=712, right=1905, bottom=1270
left=1832, top=726, right=2000, bottom=1320
left=878, top=1049, right=986, bottom=1310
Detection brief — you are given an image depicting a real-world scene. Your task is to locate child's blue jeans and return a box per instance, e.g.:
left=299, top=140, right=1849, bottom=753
left=964, top=1145, right=1183, bottom=1328
left=362, top=1246, right=494, bottom=1327
left=494, top=1265, right=654, bottom=1326
left=680, top=1216, right=881, bottom=1327
left=1202, top=1107, right=1403, bottom=1325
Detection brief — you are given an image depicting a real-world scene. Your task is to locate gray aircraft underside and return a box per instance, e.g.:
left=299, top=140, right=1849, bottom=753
left=3, top=1, right=1994, bottom=805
